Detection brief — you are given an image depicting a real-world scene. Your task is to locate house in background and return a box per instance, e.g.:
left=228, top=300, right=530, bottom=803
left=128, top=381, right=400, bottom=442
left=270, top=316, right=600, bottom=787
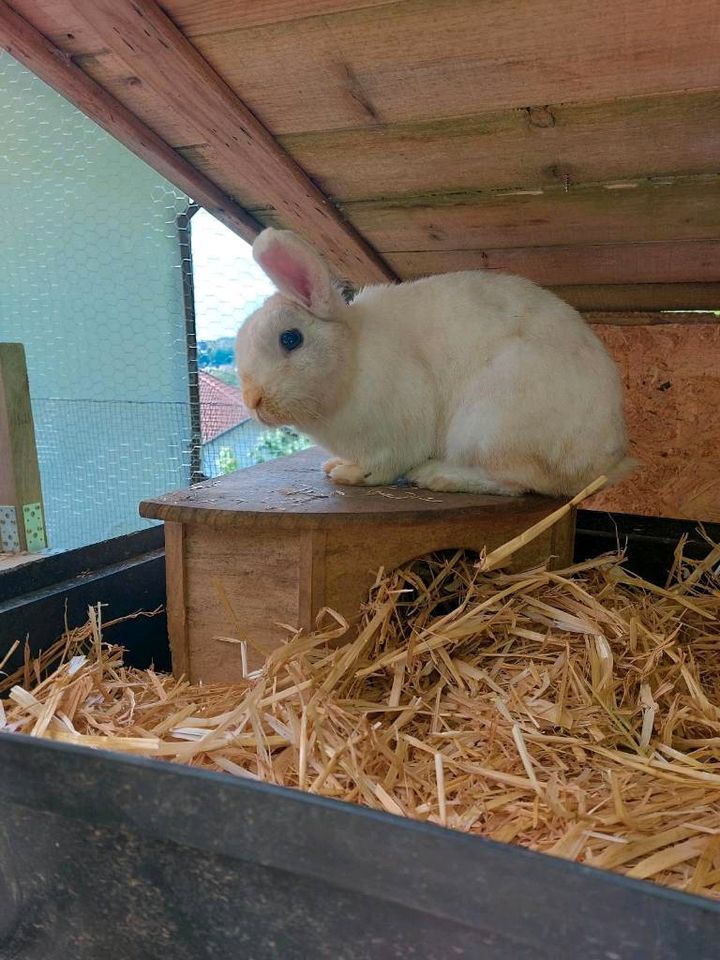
left=1, top=54, right=192, bottom=551
left=199, top=371, right=265, bottom=476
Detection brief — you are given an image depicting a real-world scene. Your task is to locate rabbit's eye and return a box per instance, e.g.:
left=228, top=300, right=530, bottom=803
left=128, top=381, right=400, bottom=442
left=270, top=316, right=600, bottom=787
left=280, top=328, right=304, bottom=352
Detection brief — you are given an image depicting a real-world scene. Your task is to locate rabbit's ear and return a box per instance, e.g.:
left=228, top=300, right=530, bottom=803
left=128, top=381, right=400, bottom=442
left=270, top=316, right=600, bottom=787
left=253, top=229, right=335, bottom=318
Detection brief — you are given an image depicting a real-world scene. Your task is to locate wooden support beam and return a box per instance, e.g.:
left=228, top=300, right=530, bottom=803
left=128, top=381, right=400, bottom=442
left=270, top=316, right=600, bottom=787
left=68, top=0, right=395, bottom=285
left=0, top=344, right=46, bottom=553
left=0, top=1, right=262, bottom=242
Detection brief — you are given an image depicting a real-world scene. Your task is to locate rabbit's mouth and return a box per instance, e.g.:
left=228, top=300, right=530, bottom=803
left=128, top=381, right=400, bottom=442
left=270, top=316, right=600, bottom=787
left=254, top=404, right=274, bottom=426
left=243, top=377, right=290, bottom=426
left=255, top=398, right=293, bottom=428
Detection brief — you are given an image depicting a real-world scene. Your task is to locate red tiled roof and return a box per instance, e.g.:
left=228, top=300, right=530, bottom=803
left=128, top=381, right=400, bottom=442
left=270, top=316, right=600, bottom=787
left=198, top=371, right=250, bottom=443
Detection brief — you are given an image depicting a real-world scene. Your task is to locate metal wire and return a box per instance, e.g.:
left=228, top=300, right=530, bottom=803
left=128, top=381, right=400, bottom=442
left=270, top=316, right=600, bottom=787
left=0, top=53, right=285, bottom=552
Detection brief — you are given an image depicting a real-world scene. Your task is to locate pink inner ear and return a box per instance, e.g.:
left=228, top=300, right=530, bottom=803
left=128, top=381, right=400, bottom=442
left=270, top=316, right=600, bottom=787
left=260, top=242, right=312, bottom=306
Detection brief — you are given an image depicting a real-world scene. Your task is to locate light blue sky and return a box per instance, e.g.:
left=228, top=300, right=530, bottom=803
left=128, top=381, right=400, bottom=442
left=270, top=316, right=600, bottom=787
left=191, top=209, right=275, bottom=341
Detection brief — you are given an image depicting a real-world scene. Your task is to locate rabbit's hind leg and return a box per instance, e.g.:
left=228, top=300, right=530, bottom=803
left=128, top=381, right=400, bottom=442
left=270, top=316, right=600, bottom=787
left=406, top=460, right=524, bottom=496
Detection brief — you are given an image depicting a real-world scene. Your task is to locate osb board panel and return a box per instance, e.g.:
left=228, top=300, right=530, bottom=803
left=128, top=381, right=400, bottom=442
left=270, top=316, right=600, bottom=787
left=588, top=323, right=720, bottom=522
left=184, top=526, right=300, bottom=679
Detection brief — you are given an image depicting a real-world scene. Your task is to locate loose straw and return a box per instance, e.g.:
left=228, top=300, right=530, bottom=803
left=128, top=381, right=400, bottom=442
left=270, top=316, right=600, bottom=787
left=479, top=475, right=607, bottom=572
left=3, top=525, right=720, bottom=901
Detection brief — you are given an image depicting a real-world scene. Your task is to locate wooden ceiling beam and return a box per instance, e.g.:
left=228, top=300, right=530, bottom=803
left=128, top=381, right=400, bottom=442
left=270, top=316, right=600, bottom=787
left=68, top=0, right=395, bottom=285
left=0, top=1, right=261, bottom=242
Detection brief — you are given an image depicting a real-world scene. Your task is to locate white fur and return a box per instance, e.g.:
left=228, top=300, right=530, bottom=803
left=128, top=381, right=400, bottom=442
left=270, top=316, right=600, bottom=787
left=237, top=228, right=634, bottom=497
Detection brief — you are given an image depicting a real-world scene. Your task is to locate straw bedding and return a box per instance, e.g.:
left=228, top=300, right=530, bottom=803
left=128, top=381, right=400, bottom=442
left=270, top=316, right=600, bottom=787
left=2, top=530, right=720, bottom=900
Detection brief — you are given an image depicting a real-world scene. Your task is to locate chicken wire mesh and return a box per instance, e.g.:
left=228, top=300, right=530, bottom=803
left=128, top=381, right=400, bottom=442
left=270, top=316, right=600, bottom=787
left=0, top=53, right=286, bottom=553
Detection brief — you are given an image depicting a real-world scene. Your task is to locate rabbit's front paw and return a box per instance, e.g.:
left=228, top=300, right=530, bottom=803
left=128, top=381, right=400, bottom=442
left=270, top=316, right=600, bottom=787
left=322, top=457, right=348, bottom=475
left=328, top=462, right=372, bottom=485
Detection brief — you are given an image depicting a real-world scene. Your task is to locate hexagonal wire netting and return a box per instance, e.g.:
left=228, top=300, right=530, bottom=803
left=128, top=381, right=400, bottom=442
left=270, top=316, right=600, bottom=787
left=0, top=52, right=286, bottom=552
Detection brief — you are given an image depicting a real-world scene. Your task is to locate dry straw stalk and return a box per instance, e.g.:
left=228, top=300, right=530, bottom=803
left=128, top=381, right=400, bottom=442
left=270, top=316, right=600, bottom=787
left=2, top=525, right=720, bottom=900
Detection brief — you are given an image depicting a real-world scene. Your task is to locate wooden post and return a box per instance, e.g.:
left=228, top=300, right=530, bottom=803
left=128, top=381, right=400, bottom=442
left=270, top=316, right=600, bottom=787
left=0, top=343, right=47, bottom=553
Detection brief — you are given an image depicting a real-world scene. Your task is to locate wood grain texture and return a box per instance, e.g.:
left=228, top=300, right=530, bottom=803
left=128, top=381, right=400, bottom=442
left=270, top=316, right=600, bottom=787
left=385, top=241, right=720, bottom=287
left=0, top=1, right=261, bottom=241
left=8, top=0, right=399, bottom=53
left=588, top=323, right=720, bottom=522
left=186, top=0, right=720, bottom=136
left=155, top=450, right=573, bottom=681
left=19, top=0, right=719, bottom=138
left=167, top=0, right=401, bottom=37
left=73, top=49, right=204, bottom=148
left=10, top=0, right=720, bottom=305
left=243, top=93, right=720, bottom=202
left=298, top=528, right=327, bottom=635
left=71, top=0, right=395, bottom=284
left=321, top=515, right=571, bottom=640
left=140, top=449, right=566, bottom=530
left=584, top=312, right=720, bottom=327
left=163, top=522, right=190, bottom=679
left=338, top=177, right=720, bottom=252
left=179, top=504, right=574, bottom=683
left=550, top=508, right=576, bottom=571
left=0, top=344, right=44, bottom=552
left=549, top=285, right=720, bottom=312
left=5, top=0, right=102, bottom=54
left=183, top=526, right=301, bottom=679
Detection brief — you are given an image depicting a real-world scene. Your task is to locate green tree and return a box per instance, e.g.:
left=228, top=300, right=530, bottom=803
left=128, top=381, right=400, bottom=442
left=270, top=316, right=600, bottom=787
left=218, top=446, right=239, bottom=474
left=252, top=427, right=311, bottom=464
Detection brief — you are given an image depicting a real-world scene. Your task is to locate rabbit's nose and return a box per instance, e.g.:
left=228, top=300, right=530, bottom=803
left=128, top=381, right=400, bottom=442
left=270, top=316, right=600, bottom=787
left=243, top=378, right=264, bottom=410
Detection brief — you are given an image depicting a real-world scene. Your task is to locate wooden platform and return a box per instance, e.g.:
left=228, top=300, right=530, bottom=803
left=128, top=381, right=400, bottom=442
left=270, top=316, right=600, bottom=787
left=140, top=450, right=575, bottom=683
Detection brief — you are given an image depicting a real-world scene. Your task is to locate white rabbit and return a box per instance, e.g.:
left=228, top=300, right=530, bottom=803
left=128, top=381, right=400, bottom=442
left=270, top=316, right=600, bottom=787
left=236, top=229, right=634, bottom=497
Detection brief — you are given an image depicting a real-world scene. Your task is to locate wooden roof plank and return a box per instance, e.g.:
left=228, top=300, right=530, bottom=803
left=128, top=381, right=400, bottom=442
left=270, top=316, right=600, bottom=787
left=164, top=0, right=401, bottom=38
left=549, top=284, right=720, bottom=312
left=338, top=177, right=720, bottom=251
left=274, top=93, right=720, bottom=202
left=585, top=312, right=720, bottom=326
left=8, top=0, right=400, bottom=54
left=386, top=240, right=720, bottom=287
left=21, top=0, right=720, bottom=138
left=0, top=0, right=261, bottom=241
left=69, top=0, right=395, bottom=284
left=184, top=0, right=720, bottom=135
left=176, top=91, right=720, bottom=208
